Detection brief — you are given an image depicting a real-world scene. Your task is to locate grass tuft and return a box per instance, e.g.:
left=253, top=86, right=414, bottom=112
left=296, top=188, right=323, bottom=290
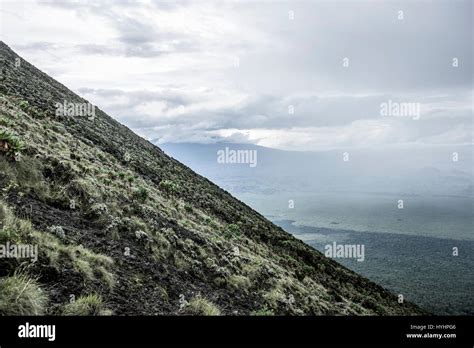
left=62, top=294, right=111, bottom=316
left=0, top=273, right=48, bottom=315
left=186, top=295, right=221, bottom=316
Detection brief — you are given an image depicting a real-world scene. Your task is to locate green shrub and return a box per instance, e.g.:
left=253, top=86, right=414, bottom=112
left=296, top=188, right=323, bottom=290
left=0, top=273, right=48, bottom=315
left=0, top=201, right=114, bottom=289
left=223, top=224, right=241, bottom=240
left=251, top=306, right=275, bottom=316
left=47, top=225, right=65, bottom=239
left=184, top=203, right=193, bottom=213
left=118, top=216, right=147, bottom=234
left=65, top=178, right=99, bottom=206
left=186, top=296, right=220, bottom=316
left=0, top=128, right=25, bottom=161
left=227, top=275, right=251, bottom=291
left=0, top=201, right=33, bottom=243
left=0, top=201, right=7, bottom=225
left=0, top=117, right=13, bottom=127
left=62, top=294, right=111, bottom=316
left=159, top=180, right=179, bottom=196
left=87, top=203, right=108, bottom=219
left=19, top=100, right=29, bottom=110
left=33, top=230, right=115, bottom=289
left=29, top=105, right=44, bottom=119
left=151, top=228, right=172, bottom=260
left=132, top=186, right=149, bottom=203
left=0, top=156, right=48, bottom=199
left=173, top=250, right=190, bottom=270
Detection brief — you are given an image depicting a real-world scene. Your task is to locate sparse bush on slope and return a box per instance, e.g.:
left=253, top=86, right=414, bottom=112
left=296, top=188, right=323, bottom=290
left=0, top=128, right=24, bottom=161
left=185, top=296, right=221, bottom=316
left=0, top=200, right=34, bottom=243
left=132, top=186, right=149, bottom=203
left=159, top=180, right=180, bottom=196
left=62, top=294, right=112, bottom=316
left=0, top=199, right=115, bottom=294
left=0, top=273, right=48, bottom=315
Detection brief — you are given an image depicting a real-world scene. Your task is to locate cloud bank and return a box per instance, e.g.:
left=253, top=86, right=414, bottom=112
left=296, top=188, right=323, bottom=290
left=1, top=0, right=472, bottom=151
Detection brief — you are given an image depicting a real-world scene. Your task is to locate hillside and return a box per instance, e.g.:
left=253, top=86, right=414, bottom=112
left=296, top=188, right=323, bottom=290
left=0, top=41, right=425, bottom=316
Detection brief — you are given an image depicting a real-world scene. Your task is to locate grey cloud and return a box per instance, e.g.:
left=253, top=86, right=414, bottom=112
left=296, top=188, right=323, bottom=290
left=148, top=126, right=253, bottom=145
left=40, top=0, right=196, bottom=57
left=14, top=42, right=58, bottom=51
left=231, top=0, right=472, bottom=94
left=77, top=85, right=472, bottom=148
left=79, top=87, right=190, bottom=106
left=6, top=0, right=471, bottom=150
left=75, top=42, right=185, bottom=57
left=114, top=17, right=157, bottom=45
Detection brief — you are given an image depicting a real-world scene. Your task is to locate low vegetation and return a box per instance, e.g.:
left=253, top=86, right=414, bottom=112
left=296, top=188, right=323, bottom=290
left=0, top=41, right=427, bottom=316
left=186, top=296, right=221, bottom=316
left=0, top=128, right=25, bottom=161
left=0, top=273, right=48, bottom=315
left=62, top=294, right=111, bottom=316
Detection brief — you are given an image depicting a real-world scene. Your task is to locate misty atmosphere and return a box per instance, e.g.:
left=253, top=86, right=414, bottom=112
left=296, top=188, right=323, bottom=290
left=0, top=0, right=472, bottom=334
left=162, top=142, right=473, bottom=314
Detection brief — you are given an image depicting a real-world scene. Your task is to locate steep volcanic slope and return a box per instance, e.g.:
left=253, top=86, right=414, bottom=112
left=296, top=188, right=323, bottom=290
left=0, top=41, right=425, bottom=315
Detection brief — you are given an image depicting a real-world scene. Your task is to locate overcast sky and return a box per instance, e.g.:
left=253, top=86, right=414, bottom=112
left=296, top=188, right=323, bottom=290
left=1, top=0, right=472, bottom=151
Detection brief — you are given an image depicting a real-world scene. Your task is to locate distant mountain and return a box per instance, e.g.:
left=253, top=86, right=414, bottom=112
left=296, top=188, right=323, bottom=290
left=161, top=142, right=473, bottom=197
left=0, top=41, right=425, bottom=315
